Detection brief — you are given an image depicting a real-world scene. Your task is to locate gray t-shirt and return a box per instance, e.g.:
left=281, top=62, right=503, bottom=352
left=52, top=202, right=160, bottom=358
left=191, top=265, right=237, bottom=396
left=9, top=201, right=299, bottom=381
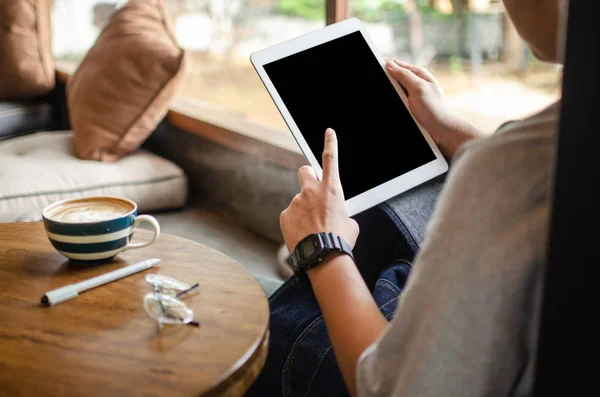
left=357, top=102, right=560, bottom=397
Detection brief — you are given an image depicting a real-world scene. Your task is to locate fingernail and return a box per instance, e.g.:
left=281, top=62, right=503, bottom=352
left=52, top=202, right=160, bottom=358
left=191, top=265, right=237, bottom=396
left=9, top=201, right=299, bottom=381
left=326, top=128, right=334, bottom=136
left=387, top=60, right=399, bottom=70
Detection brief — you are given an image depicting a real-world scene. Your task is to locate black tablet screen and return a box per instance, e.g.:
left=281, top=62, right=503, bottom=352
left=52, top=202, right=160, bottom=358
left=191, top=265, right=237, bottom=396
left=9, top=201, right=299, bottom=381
left=263, top=31, right=436, bottom=200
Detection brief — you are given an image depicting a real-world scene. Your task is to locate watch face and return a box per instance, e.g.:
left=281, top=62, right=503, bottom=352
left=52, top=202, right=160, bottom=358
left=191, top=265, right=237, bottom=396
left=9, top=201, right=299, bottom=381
left=299, top=238, right=318, bottom=260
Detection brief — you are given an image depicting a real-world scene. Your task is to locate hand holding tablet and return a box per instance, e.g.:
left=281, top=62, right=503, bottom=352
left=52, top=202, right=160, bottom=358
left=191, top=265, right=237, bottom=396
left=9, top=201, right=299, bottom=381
left=251, top=18, right=448, bottom=215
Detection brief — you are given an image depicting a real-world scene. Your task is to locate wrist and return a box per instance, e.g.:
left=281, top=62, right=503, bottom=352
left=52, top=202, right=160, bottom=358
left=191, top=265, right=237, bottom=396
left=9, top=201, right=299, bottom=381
left=288, top=232, right=355, bottom=280
left=439, top=112, right=486, bottom=158
left=307, top=253, right=355, bottom=285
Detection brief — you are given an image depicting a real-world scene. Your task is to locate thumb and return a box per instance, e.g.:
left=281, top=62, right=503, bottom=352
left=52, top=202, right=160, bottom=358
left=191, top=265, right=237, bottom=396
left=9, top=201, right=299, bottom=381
left=386, top=60, right=422, bottom=95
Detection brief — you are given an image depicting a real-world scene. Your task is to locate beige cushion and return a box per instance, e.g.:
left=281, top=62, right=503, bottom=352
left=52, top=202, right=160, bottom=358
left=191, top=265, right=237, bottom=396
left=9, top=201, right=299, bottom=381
left=0, top=131, right=188, bottom=222
left=68, top=0, right=187, bottom=161
left=0, top=0, right=55, bottom=100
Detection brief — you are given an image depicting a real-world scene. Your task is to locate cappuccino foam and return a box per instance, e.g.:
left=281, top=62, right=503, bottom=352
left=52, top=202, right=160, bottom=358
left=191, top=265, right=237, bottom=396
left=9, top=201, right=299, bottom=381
left=46, top=199, right=134, bottom=223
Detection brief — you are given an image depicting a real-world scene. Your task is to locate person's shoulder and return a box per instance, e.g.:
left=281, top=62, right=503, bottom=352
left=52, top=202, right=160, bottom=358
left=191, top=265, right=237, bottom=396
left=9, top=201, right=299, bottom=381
left=463, top=101, right=559, bottom=155
left=495, top=101, right=561, bottom=136
left=454, top=101, right=560, bottom=179
left=437, top=101, right=560, bottom=221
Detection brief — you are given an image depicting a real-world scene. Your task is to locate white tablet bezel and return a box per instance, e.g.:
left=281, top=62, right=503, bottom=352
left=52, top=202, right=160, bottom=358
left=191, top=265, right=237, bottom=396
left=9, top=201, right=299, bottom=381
left=250, top=17, right=448, bottom=216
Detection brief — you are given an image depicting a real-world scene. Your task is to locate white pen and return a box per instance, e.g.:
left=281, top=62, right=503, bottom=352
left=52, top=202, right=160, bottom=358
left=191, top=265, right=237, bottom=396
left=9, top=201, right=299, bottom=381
left=41, top=258, right=161, bottom=306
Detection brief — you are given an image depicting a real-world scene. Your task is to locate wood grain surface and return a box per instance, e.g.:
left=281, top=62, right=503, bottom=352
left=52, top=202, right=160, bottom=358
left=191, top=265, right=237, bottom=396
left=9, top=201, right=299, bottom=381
left=0, top=222, right=269, bottom=397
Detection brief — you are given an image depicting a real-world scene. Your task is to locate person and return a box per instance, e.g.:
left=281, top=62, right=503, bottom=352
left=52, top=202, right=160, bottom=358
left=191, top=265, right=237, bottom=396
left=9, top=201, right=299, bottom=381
left=247, top=0, right=565, bottom=396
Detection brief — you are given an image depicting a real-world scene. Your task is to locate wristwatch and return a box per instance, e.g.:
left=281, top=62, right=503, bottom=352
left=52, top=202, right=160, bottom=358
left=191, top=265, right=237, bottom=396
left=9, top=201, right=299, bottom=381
left=287, top=232, right=355, bottom=277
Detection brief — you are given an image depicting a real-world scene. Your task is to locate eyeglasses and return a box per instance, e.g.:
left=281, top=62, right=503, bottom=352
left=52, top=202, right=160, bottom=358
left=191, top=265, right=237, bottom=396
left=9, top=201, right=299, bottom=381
left=143, top=274, right=200, bottom=332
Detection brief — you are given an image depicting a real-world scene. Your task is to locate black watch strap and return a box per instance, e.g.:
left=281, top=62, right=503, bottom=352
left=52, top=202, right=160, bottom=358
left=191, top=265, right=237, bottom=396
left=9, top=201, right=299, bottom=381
left=286, top=232, right=355, bottom=275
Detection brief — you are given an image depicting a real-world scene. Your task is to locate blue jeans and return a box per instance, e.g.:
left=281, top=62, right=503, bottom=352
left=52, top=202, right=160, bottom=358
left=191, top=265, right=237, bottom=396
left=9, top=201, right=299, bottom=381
left=247, top=178, right=444, bottom=397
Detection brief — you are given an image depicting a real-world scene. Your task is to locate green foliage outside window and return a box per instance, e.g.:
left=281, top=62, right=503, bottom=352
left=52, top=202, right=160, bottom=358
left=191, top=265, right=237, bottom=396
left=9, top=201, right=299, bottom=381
left=276, top=0, right=455, bottom=22
left=277, top=0, right=324, bottom=20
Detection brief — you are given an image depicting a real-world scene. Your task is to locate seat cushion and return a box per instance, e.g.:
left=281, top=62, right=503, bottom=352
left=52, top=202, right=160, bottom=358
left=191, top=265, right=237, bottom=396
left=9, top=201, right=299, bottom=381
left=0, top=98, right=56, bottom=141
left=0, top=131, right=188, bottom=222
left=68, top=0, right=187, bottom=162
left=0, top=0, right=55, bottom=100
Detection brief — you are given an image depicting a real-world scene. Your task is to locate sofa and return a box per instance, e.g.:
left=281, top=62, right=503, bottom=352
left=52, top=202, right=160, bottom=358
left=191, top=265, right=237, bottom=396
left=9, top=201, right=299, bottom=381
left=0, top=79, right=188, bottom=223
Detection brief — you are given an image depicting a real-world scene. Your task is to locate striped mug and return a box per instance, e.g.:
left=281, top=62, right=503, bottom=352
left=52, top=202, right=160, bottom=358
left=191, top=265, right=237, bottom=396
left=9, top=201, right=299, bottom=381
left=42, top=197, right=160, bottom=262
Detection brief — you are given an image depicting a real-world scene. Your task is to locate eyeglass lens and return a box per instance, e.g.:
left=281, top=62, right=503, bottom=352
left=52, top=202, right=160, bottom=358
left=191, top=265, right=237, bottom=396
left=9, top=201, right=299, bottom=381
left=143, top=274, right=201, bottom=330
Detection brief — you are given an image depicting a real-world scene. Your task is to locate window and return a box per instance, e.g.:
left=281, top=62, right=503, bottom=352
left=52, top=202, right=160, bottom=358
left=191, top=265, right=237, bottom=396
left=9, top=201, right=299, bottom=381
left=52, top=0, right=561, bottom=142
left=51, top=0, right=325, bottom=134
left=351, top=0, right=561, bottom=132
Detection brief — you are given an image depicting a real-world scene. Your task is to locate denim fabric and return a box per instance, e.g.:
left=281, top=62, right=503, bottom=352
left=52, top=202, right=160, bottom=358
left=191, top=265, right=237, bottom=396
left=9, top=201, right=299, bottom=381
left=246, top=179, right=443, bottom=397
left=247, top=261, right=412, bottom=397
left=380, top=174, right=446, bottom=253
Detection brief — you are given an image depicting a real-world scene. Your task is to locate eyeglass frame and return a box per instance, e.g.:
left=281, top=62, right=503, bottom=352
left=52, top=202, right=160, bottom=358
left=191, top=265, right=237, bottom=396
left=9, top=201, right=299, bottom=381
left=143, top=274, right=201, bottom=332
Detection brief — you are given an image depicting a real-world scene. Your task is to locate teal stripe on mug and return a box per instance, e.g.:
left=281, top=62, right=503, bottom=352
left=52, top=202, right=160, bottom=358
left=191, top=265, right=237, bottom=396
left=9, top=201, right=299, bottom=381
left=49, top=236, right=131, bottom=254
left=43, top=213, right=136, bottom=236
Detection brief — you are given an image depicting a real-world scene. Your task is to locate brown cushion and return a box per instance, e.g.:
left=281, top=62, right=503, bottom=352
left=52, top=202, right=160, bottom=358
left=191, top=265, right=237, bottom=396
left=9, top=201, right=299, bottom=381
left=0, top=0, right=55, bottom=100
left=68, top=0, right=187, bottom=161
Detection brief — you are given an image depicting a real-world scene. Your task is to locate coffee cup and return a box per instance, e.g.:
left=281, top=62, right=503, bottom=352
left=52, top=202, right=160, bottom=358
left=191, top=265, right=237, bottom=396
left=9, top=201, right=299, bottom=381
left=42, top=196, right=160, bottom=262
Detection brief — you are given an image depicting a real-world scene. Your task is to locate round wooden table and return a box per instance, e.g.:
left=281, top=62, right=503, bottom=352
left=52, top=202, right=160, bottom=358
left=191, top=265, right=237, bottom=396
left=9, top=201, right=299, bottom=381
left=0, top=222, right=269, bottom=397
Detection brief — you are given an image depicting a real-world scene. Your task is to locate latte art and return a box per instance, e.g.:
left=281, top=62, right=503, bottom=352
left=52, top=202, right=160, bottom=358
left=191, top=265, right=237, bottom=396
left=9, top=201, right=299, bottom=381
left=46, top=199, right=134, bottom=223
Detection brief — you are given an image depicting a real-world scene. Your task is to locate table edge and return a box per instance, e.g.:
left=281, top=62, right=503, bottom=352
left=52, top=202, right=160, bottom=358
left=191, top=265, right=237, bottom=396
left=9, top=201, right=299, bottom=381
left=204, top=327, right=269, bottom=397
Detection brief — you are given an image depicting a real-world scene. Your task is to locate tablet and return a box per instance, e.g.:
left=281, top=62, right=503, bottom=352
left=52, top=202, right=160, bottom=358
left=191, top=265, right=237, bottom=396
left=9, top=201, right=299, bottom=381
left=250, top=18, right=448, bottom=216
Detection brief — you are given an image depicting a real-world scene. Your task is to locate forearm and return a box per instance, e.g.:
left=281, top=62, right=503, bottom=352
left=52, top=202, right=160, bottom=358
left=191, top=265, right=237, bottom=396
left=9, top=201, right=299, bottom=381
left=308, top=254, right=388, bottom=397
left=437, top=113, right=488, bottom=158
